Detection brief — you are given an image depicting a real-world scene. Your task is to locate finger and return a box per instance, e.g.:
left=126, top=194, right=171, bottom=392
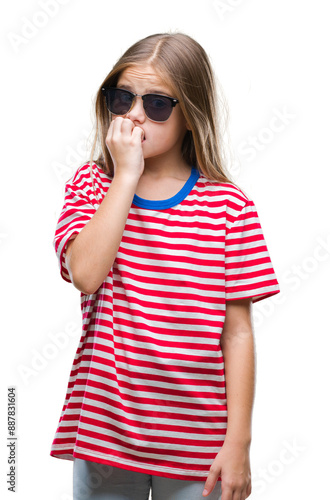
left=231, top=482, right=248, bottom=500
left=110, top=116, right=128, bottom=141
left=132, top=125, right=145, bottom=141
left=218, top=481, right=234, bottom=500
left=202, top=471, right=219, bottom=497
left=111, top=115, right=124, bottom=131
left=106, top=117, right=114, bottom=137
left=105, top=122, right=114, bottom=149
left=120, top=117, right=134, bottom=132
left=232, top=488, right=242, bottom=500
left=241, top=483, right=250, bottom=500
left=107, top=116, right=120, bottom=139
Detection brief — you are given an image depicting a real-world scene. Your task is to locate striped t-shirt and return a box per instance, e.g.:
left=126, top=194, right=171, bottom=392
left=50, top=162, right=280, bottom=481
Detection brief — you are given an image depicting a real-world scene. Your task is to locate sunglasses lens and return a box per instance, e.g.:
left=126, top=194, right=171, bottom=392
left=106, top=89, right=133, bottom=115
left=143, top=95, right=173, bottom=122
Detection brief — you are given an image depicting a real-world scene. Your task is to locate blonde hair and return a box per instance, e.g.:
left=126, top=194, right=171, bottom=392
left=89, top=31, right=233, bottom=189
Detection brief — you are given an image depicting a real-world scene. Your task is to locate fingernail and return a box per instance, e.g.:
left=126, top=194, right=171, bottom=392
left=202, top=489, right=208, bottom=496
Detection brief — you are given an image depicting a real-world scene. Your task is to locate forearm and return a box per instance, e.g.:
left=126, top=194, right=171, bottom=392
left=222, top=322, right=255, bottom=446
left=67, top=172, right=139, bottom=295
left=203, top=299, right=254, bottom=497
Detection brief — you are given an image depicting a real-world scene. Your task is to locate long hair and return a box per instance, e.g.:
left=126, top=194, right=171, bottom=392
left=89, top=31, right=233, bottom=187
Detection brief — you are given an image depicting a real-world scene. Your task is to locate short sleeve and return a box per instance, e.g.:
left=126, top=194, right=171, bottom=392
left=53, top=164, right=104, bottom=283
left=225, top=199, right=280, bottom=303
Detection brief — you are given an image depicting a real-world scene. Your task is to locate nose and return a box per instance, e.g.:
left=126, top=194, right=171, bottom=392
left=125, top=95, right=146, bottom=123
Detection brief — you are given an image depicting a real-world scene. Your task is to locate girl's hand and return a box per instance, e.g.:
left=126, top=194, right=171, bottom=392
left=106, top=116, right=145, bottom=179
left=203, top=441, right=252, bottom=500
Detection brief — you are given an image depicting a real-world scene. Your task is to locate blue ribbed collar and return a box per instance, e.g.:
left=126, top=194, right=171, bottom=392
left=132, top=167, right=200, bottom=210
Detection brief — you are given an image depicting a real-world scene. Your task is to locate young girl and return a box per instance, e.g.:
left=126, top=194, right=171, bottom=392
left=51, top=32, right=280, bottom=500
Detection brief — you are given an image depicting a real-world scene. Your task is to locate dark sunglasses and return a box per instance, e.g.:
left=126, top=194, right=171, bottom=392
left=101, top=87, right=180, bottom=123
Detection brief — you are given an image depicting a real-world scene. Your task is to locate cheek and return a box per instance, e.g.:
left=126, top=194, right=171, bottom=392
left=151, top=129, right=175, bottom=146
left=158, top=122, right=181, bottom=139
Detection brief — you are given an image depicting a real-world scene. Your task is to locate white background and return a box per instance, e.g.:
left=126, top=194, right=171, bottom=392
left=1, top=0, right=329, bottom=499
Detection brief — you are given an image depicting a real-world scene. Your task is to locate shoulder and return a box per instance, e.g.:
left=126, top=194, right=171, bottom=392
left=70, top=161, right=111, bottom=187
left=194, top=173, right=252, bottom=214
left=66, top=162, right=112, bottom=203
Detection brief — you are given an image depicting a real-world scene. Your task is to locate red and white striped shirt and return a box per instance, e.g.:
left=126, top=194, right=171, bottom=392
left=50, top=162, right=280, bottom=481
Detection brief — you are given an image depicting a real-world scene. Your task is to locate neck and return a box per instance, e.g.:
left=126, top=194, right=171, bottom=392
left=143, top=155, right=191, bottom=180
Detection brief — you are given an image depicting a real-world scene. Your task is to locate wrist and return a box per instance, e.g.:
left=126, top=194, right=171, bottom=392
left=223, top=433, right=251, bottom=449
left=112, top=169, right=141, bottom=188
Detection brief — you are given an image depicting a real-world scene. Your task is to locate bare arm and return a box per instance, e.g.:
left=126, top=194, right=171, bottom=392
left=221, top=297, right=255, bottom=445
left=66, top=172, right=139, bottom=294
left=66, top=117, right=145, bottom=295
left=203, top=298, right=254, bottom=500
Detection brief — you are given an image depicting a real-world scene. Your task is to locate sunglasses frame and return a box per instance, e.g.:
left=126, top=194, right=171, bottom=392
left=101, top=87, right=180, bottom=122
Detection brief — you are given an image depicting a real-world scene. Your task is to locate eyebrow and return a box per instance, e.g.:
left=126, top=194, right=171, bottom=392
left=117, top=83, right=171, bottom=96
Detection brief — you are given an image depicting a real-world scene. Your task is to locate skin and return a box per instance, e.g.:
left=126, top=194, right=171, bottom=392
left=202, top=298, right=254, bottom=500
left=111, top=64, right=192, bottom=198
left=65, top=64, right=254, bottom=499
left=66, top=64, right=192, bottom=293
